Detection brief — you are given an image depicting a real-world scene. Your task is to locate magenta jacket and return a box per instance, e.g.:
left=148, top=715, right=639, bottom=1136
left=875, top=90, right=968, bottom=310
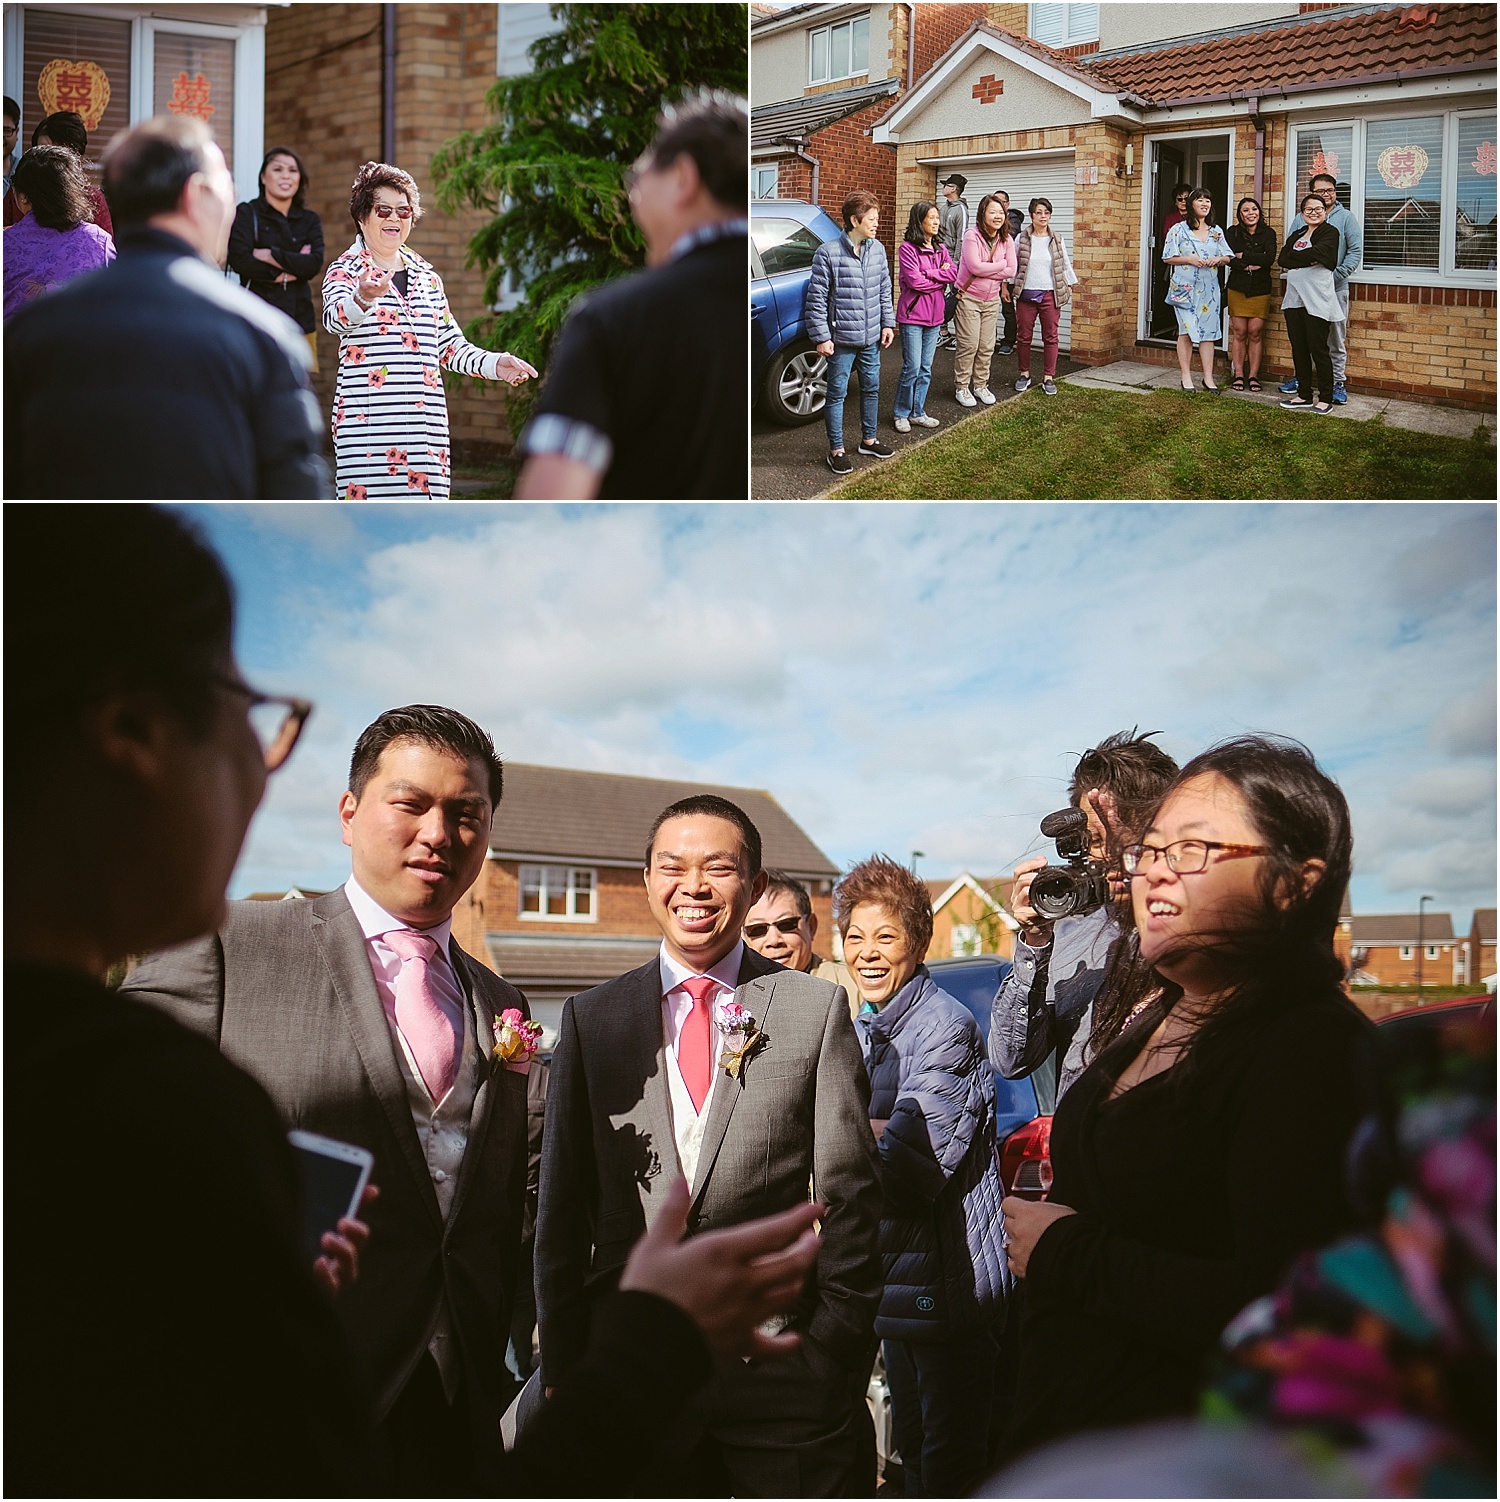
left=957, top=226, right=1018, bottom=303
left=896, top=238, right=958, bottom=326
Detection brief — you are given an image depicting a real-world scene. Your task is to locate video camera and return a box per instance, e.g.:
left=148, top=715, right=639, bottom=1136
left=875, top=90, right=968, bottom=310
left=1030, top=808, right=1111, bottom=922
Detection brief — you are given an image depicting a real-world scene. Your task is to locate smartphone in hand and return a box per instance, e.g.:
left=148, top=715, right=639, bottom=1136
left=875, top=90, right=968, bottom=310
left=289, top=1130, right=374, bottom=1264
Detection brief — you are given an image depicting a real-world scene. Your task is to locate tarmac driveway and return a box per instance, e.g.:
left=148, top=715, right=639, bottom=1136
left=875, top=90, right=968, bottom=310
left=753, top=337, right=1083, bottom=500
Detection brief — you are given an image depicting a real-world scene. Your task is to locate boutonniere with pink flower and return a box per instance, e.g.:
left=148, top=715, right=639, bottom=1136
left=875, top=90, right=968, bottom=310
left=715, top=998, right=766, bottom=1084
left=492, top=1009, right=543, bottom=1073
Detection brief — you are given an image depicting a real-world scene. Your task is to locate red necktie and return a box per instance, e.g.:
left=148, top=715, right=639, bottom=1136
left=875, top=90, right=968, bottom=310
left=678, top=975, right=717, bottom=1113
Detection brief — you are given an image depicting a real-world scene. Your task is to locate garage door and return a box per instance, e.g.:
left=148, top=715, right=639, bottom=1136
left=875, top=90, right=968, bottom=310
left=948, top=152, right=1075, bottom=353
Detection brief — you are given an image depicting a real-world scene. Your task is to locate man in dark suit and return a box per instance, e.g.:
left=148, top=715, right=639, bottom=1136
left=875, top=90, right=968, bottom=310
left=124, top=704, right=536, bottom=1493
left=536, top=794, right=884, bottom=1496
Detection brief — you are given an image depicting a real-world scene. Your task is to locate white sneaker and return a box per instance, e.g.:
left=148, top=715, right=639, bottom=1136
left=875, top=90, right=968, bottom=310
left=955, top=387, right=978, bottom=407
left=974, top=386, right=996, bottom=405
left=912, top=413, right=941, bottom=428
left=894, top=416, right=911, bottom=433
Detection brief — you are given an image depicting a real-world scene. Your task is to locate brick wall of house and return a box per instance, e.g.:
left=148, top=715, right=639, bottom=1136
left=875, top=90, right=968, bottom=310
left=1355, top=941, right=1460, bottom=987
left=805, top=101, right=902, bottom=259
left=913, top=5, right=988, bottom=81
left=452, top=857, right=836, bottom=973
left=265, top=3, right=520, bottom=469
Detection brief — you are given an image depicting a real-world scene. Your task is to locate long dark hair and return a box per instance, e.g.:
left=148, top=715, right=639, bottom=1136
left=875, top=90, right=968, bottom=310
left=12, top=145, right=95, bottom=231
left=1087, top=735, right=1353, bottom=1077
left=904, top=200, right=939, bottom=248
left=258, top=146, right=308, bottom=211
left=1234, top=195, right=1266, bottom=232
left=975, top=192, right=1011, bottom=245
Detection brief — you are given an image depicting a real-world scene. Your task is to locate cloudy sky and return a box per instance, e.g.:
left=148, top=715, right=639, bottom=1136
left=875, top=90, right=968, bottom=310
left=183, top=502, right=1496, bottom=933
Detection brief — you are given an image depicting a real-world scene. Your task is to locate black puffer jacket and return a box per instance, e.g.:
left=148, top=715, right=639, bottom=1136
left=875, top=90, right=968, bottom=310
left=859, top=968, right=1009, bottom=1342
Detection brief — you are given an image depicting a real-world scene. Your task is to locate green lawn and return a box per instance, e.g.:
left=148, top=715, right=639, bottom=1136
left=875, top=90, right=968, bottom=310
left=451, top=457, right=522, bottom=499
left=830, top=385, right=1495, bottom=500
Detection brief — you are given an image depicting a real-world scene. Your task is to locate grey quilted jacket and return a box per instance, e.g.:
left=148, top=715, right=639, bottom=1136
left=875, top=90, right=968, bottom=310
left=804, top=232, right=895, bottom=349
left=857, top=968, right=1009, bottom=1342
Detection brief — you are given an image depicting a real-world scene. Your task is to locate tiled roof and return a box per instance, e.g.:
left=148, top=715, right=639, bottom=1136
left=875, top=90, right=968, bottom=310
left=490, top=763, right=838, bottom=877
left=1350, top=913, right=1456, bottom=944
left=752, top=77, right=900, bottom=148
left=1087, top=3, right=1495, bottom=105
left=1474, top=908, right=1497, bottom=943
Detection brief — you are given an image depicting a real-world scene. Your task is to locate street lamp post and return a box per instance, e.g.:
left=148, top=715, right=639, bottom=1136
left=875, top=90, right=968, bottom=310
left=1416, top=894, right=1434, bottom=996
left=910, top=850, right=925, bottom=876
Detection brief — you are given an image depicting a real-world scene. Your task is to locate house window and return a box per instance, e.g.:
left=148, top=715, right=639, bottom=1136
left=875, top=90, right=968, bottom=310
left=1455, top=113, right=1497, bottom=271
left=152, top=29, right=236, bottom=175
left=20, top=8, right=133, bottom=164
left=1364, top=114, right=1443, bottom=271
left=519, top=865, right=596, bottom=920
left=1399, top=945, right=1413, bottom=959
left=752, top=163, right=778, bottom=200
left=1029, top=3, right=1099, bottom=47
left=1426, top=945, right=1441, bottom=959
left=809, top=13, right=869, bottom=85
left=1290, top=111, right=1495, bottom=282
left=951, top=924, right=980, bottom=957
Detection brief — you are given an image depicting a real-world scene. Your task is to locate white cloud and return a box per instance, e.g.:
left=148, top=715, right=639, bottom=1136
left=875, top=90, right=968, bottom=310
left=225, top=503, right=1497, bottom=925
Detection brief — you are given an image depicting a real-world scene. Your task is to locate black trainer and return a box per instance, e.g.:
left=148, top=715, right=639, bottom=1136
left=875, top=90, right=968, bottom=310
left=858, top=438, right=895, bottom=458
left=826, top=449, right=854, bottom=475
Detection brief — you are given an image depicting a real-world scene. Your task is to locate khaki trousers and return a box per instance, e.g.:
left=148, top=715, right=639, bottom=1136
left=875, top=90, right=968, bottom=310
left=954, top=291, right=999, bottom=392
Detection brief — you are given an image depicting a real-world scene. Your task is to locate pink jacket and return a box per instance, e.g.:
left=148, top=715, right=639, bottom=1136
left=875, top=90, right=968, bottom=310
left=896, top=239, right=957, bottom=326
left=957, top=226, right=1018, bottom=303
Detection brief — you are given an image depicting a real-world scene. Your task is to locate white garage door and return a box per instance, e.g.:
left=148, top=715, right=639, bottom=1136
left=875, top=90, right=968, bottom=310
left=949, top=152, right=1075, bottom=353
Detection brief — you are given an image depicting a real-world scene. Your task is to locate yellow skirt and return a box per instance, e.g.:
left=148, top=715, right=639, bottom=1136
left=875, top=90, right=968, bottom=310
left=305, top=331, right=320, bottom=375
left=1225, top=288, right=1271, bottom=320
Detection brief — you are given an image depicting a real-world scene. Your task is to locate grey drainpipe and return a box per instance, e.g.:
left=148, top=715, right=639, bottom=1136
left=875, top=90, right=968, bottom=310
left=793, top=141, right=821, bottom=209
left=1249, top=94, right=1265, bottom=205
left=904, top=2, right=915, bottom=91
left=382, top=4, right=396, bottom=164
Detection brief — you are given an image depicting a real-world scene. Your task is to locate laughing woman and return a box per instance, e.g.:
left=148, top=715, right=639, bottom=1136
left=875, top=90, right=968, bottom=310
left=322, top=161, right=537, bottom=499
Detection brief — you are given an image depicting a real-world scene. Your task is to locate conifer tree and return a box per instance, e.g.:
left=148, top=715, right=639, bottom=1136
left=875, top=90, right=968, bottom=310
left=431, top=3, right=747, bottom=413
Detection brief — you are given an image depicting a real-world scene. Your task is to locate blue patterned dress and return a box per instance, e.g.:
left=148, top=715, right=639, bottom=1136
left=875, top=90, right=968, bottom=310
left=1163, top=221, right=1232, bottom=342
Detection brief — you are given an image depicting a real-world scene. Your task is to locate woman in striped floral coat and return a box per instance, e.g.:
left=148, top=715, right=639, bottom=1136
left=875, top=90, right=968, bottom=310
left=323, top=161, right=536, bottom=499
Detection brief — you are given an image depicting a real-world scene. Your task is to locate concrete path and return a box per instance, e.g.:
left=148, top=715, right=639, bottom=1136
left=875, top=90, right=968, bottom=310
left=1063, top=360, right=1496, bottom=441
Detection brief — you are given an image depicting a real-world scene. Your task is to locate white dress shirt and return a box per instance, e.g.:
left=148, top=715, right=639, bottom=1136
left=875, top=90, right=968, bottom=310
left=658, top=940, right=744, bottom=1187
left=345, top=876, right=479, bottom=1401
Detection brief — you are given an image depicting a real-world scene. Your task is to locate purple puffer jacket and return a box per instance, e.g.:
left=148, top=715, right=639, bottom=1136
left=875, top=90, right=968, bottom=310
left=896, top=239, right=958, bottom=326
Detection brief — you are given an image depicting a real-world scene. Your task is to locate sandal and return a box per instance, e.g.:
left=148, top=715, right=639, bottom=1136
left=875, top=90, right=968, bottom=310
left=1230, top=375, right=1247, bottom=392
left=1248, top=377, right=1262, bottom=393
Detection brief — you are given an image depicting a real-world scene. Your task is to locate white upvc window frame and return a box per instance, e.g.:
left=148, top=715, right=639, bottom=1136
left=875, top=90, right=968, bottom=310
left=1029, top=3, right=1099, bottom=48
left=518, top=864, right=598, bottom=922
left=1287, top=105, right=1498, bottom=288
left=752, top=163, right=778, bottom=199
left=3, top=4, right=264, bottom=204
left=808, top=12, right=870, bottom=87
left=1399, top=944, right=1414, bottom=959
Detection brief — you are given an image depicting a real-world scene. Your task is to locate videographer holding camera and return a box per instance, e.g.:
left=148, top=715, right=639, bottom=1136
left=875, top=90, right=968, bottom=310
left=990, top=731, right=1178, bottom=1102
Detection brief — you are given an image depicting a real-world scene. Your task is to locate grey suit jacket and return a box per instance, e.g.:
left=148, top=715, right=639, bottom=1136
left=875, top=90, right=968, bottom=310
left=121, top=889, right=530, bottom=1462
left=535, top=945, right=882, bottom=1406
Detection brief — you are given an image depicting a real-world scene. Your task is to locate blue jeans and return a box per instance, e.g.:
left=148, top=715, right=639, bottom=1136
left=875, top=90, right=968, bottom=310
left=824, top=341, right=881, bottom=451
left=895, top=323, right=941, bottom=418
left=884, top=1330, right=998, bottom=1498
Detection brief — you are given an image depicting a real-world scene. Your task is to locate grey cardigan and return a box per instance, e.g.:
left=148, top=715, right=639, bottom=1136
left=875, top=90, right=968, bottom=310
left=804, top=232, right=896, bottom=348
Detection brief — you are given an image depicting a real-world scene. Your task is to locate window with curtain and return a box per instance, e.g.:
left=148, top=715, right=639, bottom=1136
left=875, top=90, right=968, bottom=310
left=1029, top=4, right=1099, bottom=47
left=1363, top=114, right=1443, bottom=270
left=153, top=31, right=237, bottom=176
left=1293, top=124, right=1354, bottom=209
left=808, top=14, right=870, bottom=85
left=22, top=8, right=132, bottom=163
left=1454, top=113, right=1497, bottom=272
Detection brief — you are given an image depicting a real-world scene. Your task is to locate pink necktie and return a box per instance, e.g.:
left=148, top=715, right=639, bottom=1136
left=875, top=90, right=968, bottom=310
left=383, top=928, right=458, bottom=1102
left=678, top=975, right=717, bottom=1113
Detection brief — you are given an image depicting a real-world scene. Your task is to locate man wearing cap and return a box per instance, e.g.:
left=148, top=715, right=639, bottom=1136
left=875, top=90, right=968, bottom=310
left=937, top=174, right=969, bottom=351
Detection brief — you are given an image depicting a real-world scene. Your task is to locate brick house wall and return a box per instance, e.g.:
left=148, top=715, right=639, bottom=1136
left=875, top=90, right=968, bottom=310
left=1354, top=940, right=1460, bottom=987
left=265, top=3, right=519, bottom=467
left=805, top=97, right=905, bottom=258
left=451, top=858, right=835, bottom=976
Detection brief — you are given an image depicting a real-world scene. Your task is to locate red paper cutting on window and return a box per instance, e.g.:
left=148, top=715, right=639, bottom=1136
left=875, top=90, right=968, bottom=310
left=167, top=71, right=215, bottom=121
left=1473, top=140, right=1496, bottom=177
left=1377, top=144, right=1429, bottom=191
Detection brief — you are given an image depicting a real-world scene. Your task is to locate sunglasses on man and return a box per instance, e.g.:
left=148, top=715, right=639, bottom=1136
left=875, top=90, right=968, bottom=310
left=744, top=916, right=806, bottom=940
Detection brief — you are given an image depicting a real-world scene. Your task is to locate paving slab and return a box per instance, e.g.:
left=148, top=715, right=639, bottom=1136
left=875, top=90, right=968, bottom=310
left=1379, top=398, right=1495, bottom=440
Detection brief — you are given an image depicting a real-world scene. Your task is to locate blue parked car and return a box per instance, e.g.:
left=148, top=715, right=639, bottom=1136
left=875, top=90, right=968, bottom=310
left=751, top=199, right=842, bottom=425
left=926, top=955, right=1057, bottom=1197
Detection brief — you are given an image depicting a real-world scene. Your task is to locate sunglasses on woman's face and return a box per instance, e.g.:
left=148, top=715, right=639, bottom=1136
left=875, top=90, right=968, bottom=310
left=371, top=203, right=414, bottom=220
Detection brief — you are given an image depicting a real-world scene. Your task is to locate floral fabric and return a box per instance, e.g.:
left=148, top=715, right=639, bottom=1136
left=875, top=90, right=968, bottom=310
left=322, top=237, right=504, bottom=499
left=1163, top=221, right=1231, bottom=342
left=1205, top=1008, right=1496, bottom=1498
